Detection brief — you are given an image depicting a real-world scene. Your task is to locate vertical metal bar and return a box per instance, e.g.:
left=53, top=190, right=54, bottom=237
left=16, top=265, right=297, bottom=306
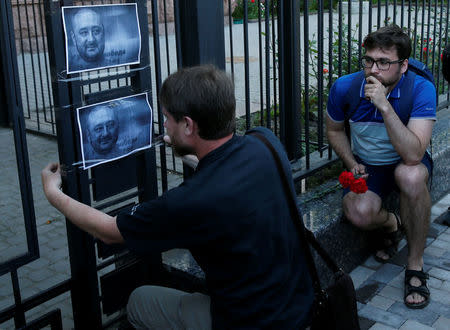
left=368, top=0, right=372, bottom=34
left=258, top=0, right=263, bottom=126
left=377, top=0, right=381, bottom=28
left=438, top=0, right=447, bottom=97
left=264, top=0, right=270, bottom=130
left=38, top=0, right=56, bottom=134
left=173, top=0, right=182, bottom=70
left=393, top=0, right=397, bottom=25
left=358, top=0, right=363, bottom=63
left=328, top=0, right=334, bottom=159
left=304, top=0, right=310, bottom=166
left=407, top=0, right=412, bottom=33
left=16, top=0, right=31, bottom=119
left=243, top=0, right=251, bottom=129
left=31, top=0, right=47, bottom=127
left=401, top=0, right=404, bottom=27
left=347, top=0, right=352, bottom=75
left=228, top=0, right=235, bottom=82
left=430, top=0, right=437, bottom=76
left=446, top=0, right=450, bottom=101
left=271, top=1, right=277, bottom=134
left=385, top=0, right=388, bottom=24
left=317, top=0, right=324, bottom=156
left=163, top=0, right=171, bottom=75
left=151, top=0, right=168, bottom=192
left=162, top=0, right=177, bottom=172
left=412, top=0, right=418, bottom=59
left=338, top=0, right=342, bottom=76
left=278, top=0, right=301, bottom=159
left=11, top=269, right=26, bottom=328
left=419, top=0, right=425, bottom=62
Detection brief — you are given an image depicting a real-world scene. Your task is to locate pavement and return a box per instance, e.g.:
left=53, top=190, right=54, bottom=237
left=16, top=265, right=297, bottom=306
left=351, top=194, right=450, bottom=330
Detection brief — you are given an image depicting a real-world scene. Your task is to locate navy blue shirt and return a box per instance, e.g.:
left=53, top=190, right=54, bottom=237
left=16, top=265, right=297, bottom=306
left=117, top=127, right=314, bottom=329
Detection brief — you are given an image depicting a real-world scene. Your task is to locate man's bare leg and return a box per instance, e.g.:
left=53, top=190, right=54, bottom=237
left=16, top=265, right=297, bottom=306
left=343, top=191, right=400, bottom=260
left=395, top=163, right=430, bottom=306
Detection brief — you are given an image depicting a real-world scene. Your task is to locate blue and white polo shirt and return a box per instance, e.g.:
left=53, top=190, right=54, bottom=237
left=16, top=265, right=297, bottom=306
left=327, top=72, right=436, bottom=165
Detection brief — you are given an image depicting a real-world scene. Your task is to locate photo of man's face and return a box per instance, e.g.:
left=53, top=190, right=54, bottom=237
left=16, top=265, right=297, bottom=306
left=63, top=4, right=142, bottom=74
left=77, top=93, right=152, bottom=169
left=71, top=9, right=105, bottom=62
left=87, top=107, right=119, bottom=155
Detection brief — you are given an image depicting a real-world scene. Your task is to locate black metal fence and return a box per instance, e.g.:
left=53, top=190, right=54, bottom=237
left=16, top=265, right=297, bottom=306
left=1, top=1, right=449, bottom=328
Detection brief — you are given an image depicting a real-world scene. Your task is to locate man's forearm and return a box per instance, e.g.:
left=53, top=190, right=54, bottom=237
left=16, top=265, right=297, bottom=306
left=47, top=187, right=124, bottom=244
left=327, top=130, right=357, bottom=170
left=379, top=103, right=428, bottom=164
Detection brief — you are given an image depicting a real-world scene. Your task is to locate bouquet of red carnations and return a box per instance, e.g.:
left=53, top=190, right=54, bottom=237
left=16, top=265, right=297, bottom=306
left=338, top=171, right=368, bottom=194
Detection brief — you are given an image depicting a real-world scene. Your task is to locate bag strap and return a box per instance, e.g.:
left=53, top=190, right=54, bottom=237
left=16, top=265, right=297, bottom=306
left=397, top=70, right=415, bottom=125
left=247, top=131, right=341, bottom=292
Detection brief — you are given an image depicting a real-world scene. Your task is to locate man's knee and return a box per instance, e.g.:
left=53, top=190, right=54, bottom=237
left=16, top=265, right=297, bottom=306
left=343, top=197, right=378, bottom=229
left=126, top=286, right=151, bottom=328
left=395, top=163, right=428, bottom=195
left=127, top=285, right=183, bottom=329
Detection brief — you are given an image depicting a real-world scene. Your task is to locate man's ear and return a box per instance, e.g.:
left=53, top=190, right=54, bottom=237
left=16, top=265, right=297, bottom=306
left=400, top=58, right=409, bottom=74
left=183, top=116, right=197, bottom=136
left=70, top=31, right=76, bottom=45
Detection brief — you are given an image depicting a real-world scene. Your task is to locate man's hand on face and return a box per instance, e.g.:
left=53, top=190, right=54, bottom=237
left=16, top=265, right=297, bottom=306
left=364, top=76, right=390, bottom=110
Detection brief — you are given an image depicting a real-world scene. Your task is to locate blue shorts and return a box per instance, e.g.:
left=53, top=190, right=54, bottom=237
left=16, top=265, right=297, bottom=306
left=343, top=152, right=433, bottom=200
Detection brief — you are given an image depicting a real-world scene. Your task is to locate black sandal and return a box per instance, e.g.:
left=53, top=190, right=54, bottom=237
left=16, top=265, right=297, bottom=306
left=404, top=269, right=430, bottom=309
left=373, top=212, right=403, bottom=263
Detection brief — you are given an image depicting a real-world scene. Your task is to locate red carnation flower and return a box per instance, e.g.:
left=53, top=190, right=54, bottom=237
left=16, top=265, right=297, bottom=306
left=339, top=171, right=354, bottom=188
left=350, top=178, right=368, bottom=194
left=323, top=68, right=329, bottom=73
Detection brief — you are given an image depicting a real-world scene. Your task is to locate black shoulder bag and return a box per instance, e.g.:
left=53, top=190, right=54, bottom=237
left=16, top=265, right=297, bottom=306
left=248, top=131, right=360, bottom=330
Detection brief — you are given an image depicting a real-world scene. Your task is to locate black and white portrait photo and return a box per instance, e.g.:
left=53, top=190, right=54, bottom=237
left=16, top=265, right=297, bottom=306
left=77, top=93, right=152, bottom=169
left=62, top=4, right=141, bottom=74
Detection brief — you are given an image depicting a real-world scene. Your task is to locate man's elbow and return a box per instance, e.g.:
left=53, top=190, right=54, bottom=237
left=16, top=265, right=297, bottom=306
left=95, top=218, right=124, bottom=245
left=101, top=236, right=123, bottom=245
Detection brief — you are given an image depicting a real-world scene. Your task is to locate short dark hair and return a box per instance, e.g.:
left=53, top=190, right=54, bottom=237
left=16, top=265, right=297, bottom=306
left=363, top=24, right=412, bottom=60
left=159, top=65, right=236, bottom=140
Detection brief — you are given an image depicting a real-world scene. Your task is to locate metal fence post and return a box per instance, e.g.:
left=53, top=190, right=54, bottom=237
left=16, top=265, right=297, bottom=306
left=175, top=0, right=225, bottom=70
left=0, top=0, right=20, bottom=127
left=278, top=0, right=301, bottom=160
left=0, top=56, right=8, bottom=127
left=174, top=0, right=226, bottom=178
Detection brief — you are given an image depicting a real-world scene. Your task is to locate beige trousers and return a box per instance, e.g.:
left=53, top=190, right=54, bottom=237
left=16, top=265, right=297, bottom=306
left=126, top=285, right=211, bottom=330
